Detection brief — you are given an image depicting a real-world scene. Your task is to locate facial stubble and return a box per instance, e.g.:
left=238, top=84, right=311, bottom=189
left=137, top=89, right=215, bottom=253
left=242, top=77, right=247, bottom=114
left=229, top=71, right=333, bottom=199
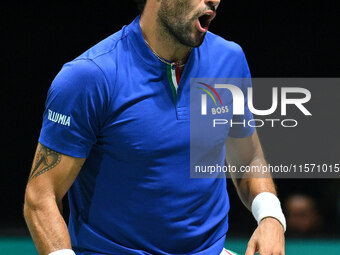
left=157, top=0, right=206, bottom=48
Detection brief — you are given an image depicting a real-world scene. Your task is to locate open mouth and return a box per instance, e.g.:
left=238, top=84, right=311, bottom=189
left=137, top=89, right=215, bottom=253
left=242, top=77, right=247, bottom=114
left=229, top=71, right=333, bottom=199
left=197, top=11, right=216, bottom=32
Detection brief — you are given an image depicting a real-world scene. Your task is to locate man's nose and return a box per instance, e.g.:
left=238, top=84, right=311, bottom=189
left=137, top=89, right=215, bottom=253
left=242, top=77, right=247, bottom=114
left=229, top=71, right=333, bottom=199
left=205, top=0, right=220, bottom=10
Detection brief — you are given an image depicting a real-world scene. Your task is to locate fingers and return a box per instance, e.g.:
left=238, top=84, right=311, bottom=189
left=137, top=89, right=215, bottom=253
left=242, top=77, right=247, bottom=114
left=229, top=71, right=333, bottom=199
left=250, top=217, right=285, bottom=255
left=245, top=217, right=285, bottom=255
left=245, top=244, right=285, bottom=255
left=245, top=235, right=284, bottom=255
left=244, top=241, right=256, bottom=255
left=255, top=243, right=285, bottom=255
left=257, top=248, right=283, bottom=255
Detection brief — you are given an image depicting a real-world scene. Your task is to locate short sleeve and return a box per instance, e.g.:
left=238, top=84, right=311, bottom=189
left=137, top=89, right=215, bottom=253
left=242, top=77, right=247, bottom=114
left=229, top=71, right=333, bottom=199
left=39, top=59, right=110, bottom=158
left=228, top=49, right=255, bottom=138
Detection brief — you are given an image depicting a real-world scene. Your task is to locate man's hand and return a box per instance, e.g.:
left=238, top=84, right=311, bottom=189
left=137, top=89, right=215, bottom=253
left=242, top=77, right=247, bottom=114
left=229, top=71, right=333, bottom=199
left=245, top=217, right=285, bottom=255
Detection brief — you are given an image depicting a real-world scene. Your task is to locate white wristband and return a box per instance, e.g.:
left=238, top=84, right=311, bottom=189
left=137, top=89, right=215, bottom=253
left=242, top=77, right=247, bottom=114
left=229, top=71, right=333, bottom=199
left=251, top=192, right=286, bottom=232
left=48, top=249, right=76, bottom=255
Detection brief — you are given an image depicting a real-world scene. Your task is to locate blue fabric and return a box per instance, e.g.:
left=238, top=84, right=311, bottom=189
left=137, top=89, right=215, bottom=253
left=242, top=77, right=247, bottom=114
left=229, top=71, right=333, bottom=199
left=39, top=16, right=254, bottom=255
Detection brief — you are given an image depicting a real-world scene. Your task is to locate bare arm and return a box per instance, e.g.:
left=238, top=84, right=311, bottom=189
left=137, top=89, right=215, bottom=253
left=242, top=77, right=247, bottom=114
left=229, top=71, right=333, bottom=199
left=226, top=129, right=276, bottom=209
left=226, top=130, right=285, bottom=255
left=24, top=143, right=85, bottom=255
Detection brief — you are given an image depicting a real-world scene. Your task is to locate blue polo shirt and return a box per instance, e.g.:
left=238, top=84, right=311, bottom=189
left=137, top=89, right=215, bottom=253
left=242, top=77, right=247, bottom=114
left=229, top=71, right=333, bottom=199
left=39, top=16, right=254, bottom=255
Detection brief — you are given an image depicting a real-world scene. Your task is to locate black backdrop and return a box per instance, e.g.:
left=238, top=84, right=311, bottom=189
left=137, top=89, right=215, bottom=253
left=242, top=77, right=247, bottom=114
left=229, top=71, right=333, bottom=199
left=2, top=0, right=340, bottom=237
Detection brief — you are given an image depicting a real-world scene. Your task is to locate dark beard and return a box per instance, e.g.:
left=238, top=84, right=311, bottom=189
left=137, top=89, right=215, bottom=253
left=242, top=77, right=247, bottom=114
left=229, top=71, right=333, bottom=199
left=158, top=3, right=206, bottom=47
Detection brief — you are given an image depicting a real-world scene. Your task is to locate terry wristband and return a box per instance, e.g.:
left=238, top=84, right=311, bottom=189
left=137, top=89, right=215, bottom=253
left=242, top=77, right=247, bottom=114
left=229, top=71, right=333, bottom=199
left=48, top=249, right=76, bottom=255
left=251, top=192, right=286, bottom=232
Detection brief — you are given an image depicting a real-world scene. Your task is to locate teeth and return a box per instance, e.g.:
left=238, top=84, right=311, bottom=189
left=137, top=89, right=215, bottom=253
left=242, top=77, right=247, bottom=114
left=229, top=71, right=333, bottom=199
left=200, top=12, right=211, bottom=17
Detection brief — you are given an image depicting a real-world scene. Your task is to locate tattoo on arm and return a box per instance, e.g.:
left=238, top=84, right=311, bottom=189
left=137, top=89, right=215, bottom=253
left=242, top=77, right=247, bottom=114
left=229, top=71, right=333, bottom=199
left=29, top=146, right=61, bottom=180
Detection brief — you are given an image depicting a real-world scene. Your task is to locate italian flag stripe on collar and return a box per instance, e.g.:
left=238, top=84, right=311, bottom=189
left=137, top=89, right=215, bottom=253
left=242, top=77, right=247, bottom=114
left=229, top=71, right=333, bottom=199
left=166, top=64, right=180, bottom=104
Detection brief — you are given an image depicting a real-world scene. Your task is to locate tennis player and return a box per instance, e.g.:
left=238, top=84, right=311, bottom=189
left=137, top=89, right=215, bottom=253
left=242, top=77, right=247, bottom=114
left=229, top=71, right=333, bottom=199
left=24, top=0, right=285, bottom=254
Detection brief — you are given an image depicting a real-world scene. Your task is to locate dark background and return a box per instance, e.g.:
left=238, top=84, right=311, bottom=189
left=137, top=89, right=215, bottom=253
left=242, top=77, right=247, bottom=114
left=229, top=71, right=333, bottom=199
left=2, top=0, right=339, bottom=238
